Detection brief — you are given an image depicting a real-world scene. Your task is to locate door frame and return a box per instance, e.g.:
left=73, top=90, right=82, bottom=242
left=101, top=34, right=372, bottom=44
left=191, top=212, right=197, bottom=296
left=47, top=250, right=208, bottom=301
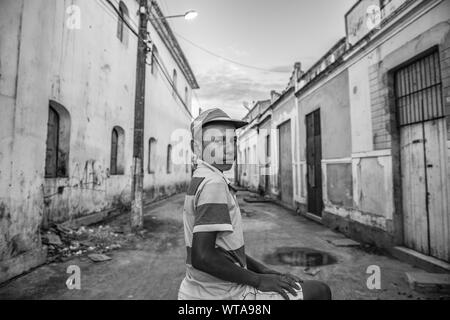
left=305, top=108, right=323, bottom=217
left=389, top=46, right=447, bottom=254
left=277, top=119, right=293, bottom=204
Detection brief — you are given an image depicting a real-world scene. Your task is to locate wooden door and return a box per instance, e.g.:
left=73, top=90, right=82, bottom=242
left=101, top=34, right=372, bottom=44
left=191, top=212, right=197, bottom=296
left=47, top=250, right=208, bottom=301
left=306, top=109, right=323, bottom=217
left=396, top=49, right=449, bottom=262
left=278, top=121, right=293, bottom=205
left=265, top=134, right=271, bottom=192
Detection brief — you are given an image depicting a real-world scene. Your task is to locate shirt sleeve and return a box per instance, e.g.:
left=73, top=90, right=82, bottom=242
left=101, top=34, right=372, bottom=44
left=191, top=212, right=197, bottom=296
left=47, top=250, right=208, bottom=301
left=193, top=179, right=233, bottom=233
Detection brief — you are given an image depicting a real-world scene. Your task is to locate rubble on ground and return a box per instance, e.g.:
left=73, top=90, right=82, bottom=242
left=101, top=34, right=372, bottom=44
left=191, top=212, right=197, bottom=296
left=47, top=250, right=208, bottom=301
left=41, top=223, right=133, bottom=263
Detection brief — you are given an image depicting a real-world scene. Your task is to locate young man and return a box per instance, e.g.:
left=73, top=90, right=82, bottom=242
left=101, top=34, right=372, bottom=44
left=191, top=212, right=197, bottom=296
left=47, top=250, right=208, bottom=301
left=178, top=108, right=331, bottom=300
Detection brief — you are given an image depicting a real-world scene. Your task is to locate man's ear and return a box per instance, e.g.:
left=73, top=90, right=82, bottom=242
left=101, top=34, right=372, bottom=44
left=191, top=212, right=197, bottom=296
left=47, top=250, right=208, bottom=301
left=190, top=139, right=195, bottom=153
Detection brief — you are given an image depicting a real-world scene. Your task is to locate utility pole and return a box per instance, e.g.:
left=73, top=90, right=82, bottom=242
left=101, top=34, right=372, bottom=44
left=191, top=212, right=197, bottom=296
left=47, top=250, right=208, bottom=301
left=131, top=0, right=150, bottom=230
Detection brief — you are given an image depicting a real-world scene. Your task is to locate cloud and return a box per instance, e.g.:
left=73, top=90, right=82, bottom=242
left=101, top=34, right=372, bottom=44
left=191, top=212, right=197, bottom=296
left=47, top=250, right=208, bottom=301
left=268, top=65, right=293, bottom=73
left=195, top=62, right=287, bottom=119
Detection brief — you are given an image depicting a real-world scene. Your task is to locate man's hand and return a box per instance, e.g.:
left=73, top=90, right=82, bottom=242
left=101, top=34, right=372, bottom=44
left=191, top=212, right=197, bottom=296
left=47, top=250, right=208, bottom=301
left=261, top=268, right=303, bottom=284
left=256, top=274, right=301, bottom=300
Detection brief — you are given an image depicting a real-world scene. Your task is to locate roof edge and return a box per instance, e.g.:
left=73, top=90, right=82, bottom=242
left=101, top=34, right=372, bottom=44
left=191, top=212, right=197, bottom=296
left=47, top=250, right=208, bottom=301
left=149, top=1, right=200, bottom=89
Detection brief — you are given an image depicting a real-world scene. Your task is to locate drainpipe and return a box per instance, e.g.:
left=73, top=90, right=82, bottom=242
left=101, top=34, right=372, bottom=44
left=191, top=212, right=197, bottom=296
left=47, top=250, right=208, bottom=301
left=131, top=0, right=150, bottom=230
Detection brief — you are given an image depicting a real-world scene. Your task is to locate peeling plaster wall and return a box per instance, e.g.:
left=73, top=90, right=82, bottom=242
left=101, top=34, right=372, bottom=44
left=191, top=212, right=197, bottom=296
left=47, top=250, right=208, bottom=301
left=296, top=70, right=352, bottom=214
left=142, top=18, right=194, bottom=204
left=39, top=0, right=140, bottom=224
left=0, top=0, right=195, bottom=281
left=257, top=117, right=272, bottom=193
left=237, top=125, right=259, bottom=190
left=0, top=0, right=23, bottom=262
left=0, top=0, right=61, bottom=278
left=297, top=70, right=352, bottom=161
left=346, top=0, right=450, bottom=240
left=271, top=93, right=297, bottom=201
left=325, top=0, right=450, bottom=249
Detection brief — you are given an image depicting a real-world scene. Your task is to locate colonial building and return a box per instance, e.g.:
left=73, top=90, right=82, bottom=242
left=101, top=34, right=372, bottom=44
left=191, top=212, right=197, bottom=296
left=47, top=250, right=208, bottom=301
left=237, top=0, right=450, bottom=269
left=0, top=0, right=198, bottom=282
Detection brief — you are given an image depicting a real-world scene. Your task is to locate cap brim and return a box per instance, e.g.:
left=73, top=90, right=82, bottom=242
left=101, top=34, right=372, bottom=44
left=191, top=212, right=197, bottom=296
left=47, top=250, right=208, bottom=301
left=203, top=118, right=248, bottom=129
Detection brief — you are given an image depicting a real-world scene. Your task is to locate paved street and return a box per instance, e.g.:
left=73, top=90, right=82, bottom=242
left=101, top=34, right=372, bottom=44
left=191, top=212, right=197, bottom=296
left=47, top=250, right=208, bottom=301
left=0, top=191, right=447, bottom=300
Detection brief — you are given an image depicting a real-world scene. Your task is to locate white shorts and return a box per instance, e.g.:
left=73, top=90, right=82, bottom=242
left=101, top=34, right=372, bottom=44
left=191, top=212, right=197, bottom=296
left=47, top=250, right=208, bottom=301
left=240, top=282, right=303, bottom=300
left=178, top=282, right=303, bottom=300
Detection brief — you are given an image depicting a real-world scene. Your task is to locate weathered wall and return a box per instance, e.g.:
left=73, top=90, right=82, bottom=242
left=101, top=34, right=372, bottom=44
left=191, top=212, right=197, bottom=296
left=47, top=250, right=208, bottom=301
left=40, top=0, right=139, bottom=225
left=332, top=0, right=450, bottom=248
left=271, top=93, right=298, bottom=202
left=296, top=70, right=352, bottom=213
left=257, top=116, right=272, bottom=193
left=298, top=70, right=351, bottom=161
left=142, top=17, right=194, bottom=204
left=237, top=125, right=259, bottom=190
left=0, top=0, right=22, bottom=239
left=0, top=0, right=64, bottom=280
left=0, top=0, right=196, bottom=282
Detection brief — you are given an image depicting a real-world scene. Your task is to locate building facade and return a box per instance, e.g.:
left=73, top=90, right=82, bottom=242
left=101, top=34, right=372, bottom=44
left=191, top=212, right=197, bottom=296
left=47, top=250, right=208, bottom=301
left=338, top=0, right=449, bottom=262
left=237, top=0, right=450, bottom=265
left=0, top=0, right=198, bottom=282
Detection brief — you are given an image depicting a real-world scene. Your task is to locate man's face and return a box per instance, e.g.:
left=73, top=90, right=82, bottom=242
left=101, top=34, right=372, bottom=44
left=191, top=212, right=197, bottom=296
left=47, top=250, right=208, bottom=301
left=202, top=122, right=236, bottom=172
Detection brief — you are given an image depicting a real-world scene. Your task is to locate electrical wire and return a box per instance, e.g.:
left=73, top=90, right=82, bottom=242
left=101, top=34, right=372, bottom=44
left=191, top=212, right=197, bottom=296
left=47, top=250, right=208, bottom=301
left=99, top=0, right=194, bottom=118
left=147, top=51, right=193, bottom=118
left=100, top=0, right=139, bottom=28
left=104, top=0, right=142, bottom=39
left=160, top=0, right=171, bottom=17
left=173, top=32, right=291, bottom=74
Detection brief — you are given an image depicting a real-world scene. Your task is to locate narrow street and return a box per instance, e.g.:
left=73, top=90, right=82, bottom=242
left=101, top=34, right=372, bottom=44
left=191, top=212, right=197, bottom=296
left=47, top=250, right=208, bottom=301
left=0, top=192, right=446, bottom=300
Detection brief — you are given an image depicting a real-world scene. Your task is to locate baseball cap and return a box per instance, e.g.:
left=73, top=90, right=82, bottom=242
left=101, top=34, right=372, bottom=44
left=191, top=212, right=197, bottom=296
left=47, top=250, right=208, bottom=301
left=191, top=108, right=248, bottom=139
left=191, top=108, right=248, bottom=158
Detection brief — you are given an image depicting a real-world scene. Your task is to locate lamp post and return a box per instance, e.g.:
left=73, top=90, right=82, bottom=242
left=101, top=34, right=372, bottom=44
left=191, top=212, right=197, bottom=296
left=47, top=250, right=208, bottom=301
left=131, top=0, right=150, bottom=231
left=131, top=1, right=197, bottom=231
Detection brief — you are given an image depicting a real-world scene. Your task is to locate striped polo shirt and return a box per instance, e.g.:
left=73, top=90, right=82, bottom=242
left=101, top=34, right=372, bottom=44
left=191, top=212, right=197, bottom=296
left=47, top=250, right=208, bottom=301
left=179, top=159, right=248, bottom=300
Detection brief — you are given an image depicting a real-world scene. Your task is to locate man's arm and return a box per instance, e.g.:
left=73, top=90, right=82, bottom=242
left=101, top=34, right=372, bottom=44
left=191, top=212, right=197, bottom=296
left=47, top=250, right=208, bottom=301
left=191, top=232, right=300, bottom=300
left=246, top=255, right=280, bottom=275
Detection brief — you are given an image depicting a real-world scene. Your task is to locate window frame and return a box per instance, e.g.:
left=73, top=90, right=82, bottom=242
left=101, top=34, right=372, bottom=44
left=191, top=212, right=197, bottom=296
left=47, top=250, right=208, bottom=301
left=117, top=1, right=129, bottom=45
left=167, top=144, right=173, bottom=174
left=45, top=100, right=71, bottom=179
left=148, top=137, right=157, bottom=174
left=110, top=126, right=125, bottom=176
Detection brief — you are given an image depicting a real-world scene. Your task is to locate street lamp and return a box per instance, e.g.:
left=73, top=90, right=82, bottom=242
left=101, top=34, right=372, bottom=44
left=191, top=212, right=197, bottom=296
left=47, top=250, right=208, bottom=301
left=150, top=10, right=198, bottom=21
left=184, top=10, right=198, bottom=20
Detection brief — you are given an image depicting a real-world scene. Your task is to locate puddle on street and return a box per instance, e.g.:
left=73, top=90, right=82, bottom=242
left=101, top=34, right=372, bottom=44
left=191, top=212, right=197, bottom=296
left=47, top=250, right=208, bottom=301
left=263, top=247, right=337, bottom=267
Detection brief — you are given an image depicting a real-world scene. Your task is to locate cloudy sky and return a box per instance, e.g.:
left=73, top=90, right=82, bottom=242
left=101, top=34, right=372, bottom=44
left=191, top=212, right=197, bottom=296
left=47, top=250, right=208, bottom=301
left=161, top=0, right=356, bottom=119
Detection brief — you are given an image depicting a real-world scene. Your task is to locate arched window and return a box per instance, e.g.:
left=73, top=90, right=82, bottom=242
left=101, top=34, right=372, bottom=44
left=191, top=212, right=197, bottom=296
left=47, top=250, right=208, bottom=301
left=167, top=144, right=172, bottom=174
left=185, top=87, right=189, bottom=104
left=45, top=101, right=71, bottom=178
left=117, top=1, right=129, bottom=45
left=110, top=126, right=125, bottom=175
left=148, top=138, right=157, bottom=174
left=172, top=69, right=177, bottom=97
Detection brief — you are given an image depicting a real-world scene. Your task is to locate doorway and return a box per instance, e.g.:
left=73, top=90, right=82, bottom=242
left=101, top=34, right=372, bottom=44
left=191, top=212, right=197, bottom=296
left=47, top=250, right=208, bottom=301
left=278, top=120, right=293, bottom=205
left=395, top=49, right=449, bottom=262
left=306, top=109, right=323, bottom=217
